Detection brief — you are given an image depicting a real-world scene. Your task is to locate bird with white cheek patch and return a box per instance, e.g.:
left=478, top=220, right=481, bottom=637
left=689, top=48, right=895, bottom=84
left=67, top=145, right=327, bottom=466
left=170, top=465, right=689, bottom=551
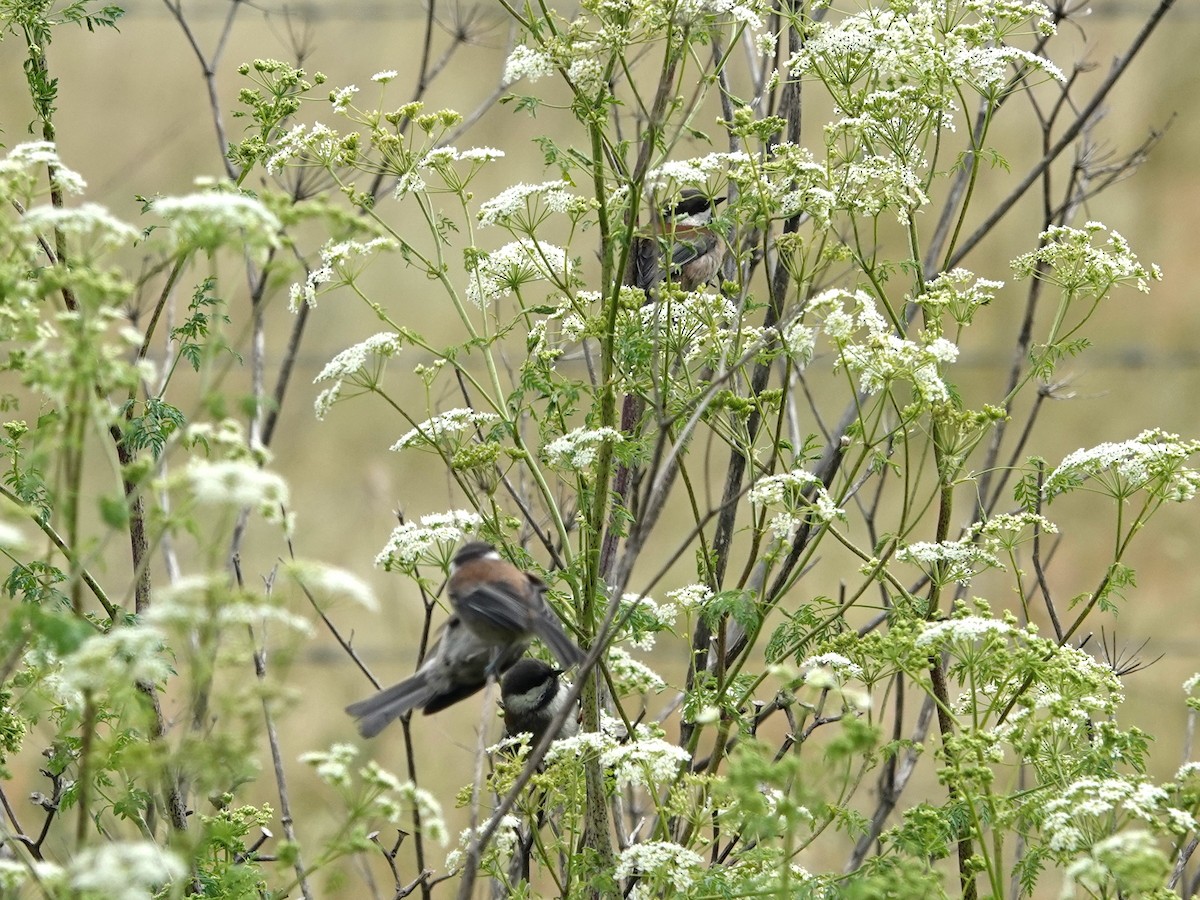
left=500, top=658, right=579, bottom=744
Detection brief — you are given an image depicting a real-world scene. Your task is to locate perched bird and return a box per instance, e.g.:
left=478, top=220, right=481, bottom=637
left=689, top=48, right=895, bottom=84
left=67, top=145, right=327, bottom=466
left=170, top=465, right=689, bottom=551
left=500, top=659, right=579, bottom=744
left=633, top=188, right=727, bottom=293
left=345, top=615, right=528, bottom=738
left=448, top=541, right=585, bottom=670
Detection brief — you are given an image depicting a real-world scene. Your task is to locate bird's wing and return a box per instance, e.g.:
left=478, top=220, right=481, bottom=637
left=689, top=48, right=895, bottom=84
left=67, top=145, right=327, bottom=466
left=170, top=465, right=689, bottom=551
left=420, top=679, right=488, bottom=715
left=534, top=614, right=585, bottom=668
left=669, top=231, right=720, bottom=273
left=457, top=581, right=533, bottom=631
left=632, top=235, right=663, bottom=292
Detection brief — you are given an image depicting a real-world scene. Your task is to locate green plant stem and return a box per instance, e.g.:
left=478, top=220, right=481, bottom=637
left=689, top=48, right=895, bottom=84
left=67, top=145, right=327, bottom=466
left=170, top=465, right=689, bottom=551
left=578, top=108, right=618, bottom=885
left=927, top=417, right=978, bottom=900
left=0, top=484, right=117, bottom=620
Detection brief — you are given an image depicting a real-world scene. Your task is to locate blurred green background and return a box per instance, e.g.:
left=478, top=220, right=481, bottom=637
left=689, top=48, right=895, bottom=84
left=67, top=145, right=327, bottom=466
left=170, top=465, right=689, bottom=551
left=3, top=1, right=1200, bottom=892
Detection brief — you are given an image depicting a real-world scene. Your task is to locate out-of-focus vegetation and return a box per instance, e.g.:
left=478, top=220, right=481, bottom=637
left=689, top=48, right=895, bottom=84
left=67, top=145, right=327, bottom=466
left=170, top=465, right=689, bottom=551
left=2, top=1, right=1200, bottom=896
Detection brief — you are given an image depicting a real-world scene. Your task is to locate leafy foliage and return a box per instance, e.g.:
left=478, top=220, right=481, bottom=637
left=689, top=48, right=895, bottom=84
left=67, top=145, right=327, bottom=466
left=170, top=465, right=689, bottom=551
left=0, top=0, right=1194, bottom=898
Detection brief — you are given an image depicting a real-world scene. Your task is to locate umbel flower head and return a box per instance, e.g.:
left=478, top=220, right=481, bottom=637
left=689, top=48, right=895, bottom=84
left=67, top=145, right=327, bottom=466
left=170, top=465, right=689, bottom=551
left=155, top=191, right=281, bottom=254
left=1043, top=429, right=1200, bottom=503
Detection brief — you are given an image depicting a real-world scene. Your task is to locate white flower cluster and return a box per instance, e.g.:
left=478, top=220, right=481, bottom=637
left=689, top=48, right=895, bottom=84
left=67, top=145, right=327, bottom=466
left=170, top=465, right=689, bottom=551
left=838, top=153, right=931, bottom=225
left=685, top=0, right=770, bottom=34
left=283, top=561, right=378, bottom=612
left=395, top=144, right=505, bottom=197
left=316, top=329, right=405, bottom=377
left=312, top=331, right=405, bottom=419
left=543, top=729, right=613, bottom=765
left=978, top=512, right=1058, bottom=538
left=438, top=147, right=504, bottom=163
left=1061, top=829, right=1166, bottom=896
left=615, top=841, right=705, bottom=900
left=959, top=45, right=1064, bottom=94
left=329, top=83, right=358, bottom=112
left=792, top=653, right=871, bottom=710
left=567, top=50, right=607, bottom=94
left=478, top=180, right=580, bottom=227
left=989, top=674, right=1122, bottom=747
left=788, top=1, right=1061, bottom=95
left=616, top=592, right=678, bottom=650
left=503, top=44, right=555, bottom=85
left=1042, top=776, right=1195, bottom=856
left=466, top=239, right=574, bottom=307
left=915, top=268, right=1005, bottom=326
left=301, top=745, right=448, bottom=843
left=646, top=151, right=750, bottom=189
left=155, top=192, right=281, bottom=253
left=829, top=85, right=957, bottom=154
left=375, top=509, right=482, bottom=571
left=359, top=761, right=448, bottom=841
left=392, top=408, right=502, bottom=452
left=266, top=122, right=351, bottom=174
left=289, top=236, right=397, bottom=312
left=749, top=468, right=844, bottom=540
left=185, top=459, right=290, bottom=526
left=0, top=520, right=25, bottom=550
left=526, top=300, right=590, bottom=363
left=1043, top=428, right=1200, bottom=503
left=1012, top=222, right=1162, bottom=297
left=799, top=652, right=864, bottom=681
left=665, top=583, right=714, bottom=611
left=810, top=288, right=959, bottom=404
left=780, top=317, right=817, bottom=366
left=915, top=615, right=1013, bottom=648
left=185, top=418, right=270, bottom=465
left=542, top=722, right=688, bottom=792
left=638, top=290, right=740, bottom=362
left=504, top=0, right=770, bottom=93
left=444, top=815, right=523, bottom=873
left=147, top=574, right=313, bottom=638
left=602, top=732, right=692, bottom=789
left=543, top=426, right=623, bottom=472
left=300, top=741, right=359, bottom=789
left=0, top=141, right=86, bottom=199
left=69, top=842, right=186, bottom=900
left=395, top=780, right=448, bottom=844
left=731, top=143, right=835, bottom=226
left=607, top=647, right=667, bottom=694
left=897, top=538, right=1002, bottom=586
left=20, top=203, right=139, bottom=250
left=58, top=626, right=171, bottom=703
left=0, top=858, right=60, bottom=892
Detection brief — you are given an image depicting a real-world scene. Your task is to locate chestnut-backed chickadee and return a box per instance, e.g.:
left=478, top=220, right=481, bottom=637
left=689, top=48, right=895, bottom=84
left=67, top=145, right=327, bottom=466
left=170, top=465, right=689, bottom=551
left=500, top=658, right=579, bottom=743
left=449, top=541, right=584, bottom=670
left=345, top=615, right=528, bottom=738
left=633, top=188, right=727, bottom=293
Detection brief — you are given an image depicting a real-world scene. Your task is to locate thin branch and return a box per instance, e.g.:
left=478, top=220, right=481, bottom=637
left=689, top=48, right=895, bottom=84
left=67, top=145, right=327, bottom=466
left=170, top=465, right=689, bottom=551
left=948, top=0, right=1179, bottom=268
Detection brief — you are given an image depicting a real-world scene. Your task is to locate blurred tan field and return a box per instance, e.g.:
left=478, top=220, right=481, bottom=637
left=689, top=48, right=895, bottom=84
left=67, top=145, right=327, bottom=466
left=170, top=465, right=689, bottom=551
left=3, top=1, right=1200, bottom=895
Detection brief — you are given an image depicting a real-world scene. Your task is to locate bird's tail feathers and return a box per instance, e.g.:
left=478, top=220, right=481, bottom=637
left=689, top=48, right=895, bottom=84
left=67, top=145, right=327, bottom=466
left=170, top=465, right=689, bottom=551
left=535, top=619, right=585, bottom=669
left=345, top=674, right=433, bottom=738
